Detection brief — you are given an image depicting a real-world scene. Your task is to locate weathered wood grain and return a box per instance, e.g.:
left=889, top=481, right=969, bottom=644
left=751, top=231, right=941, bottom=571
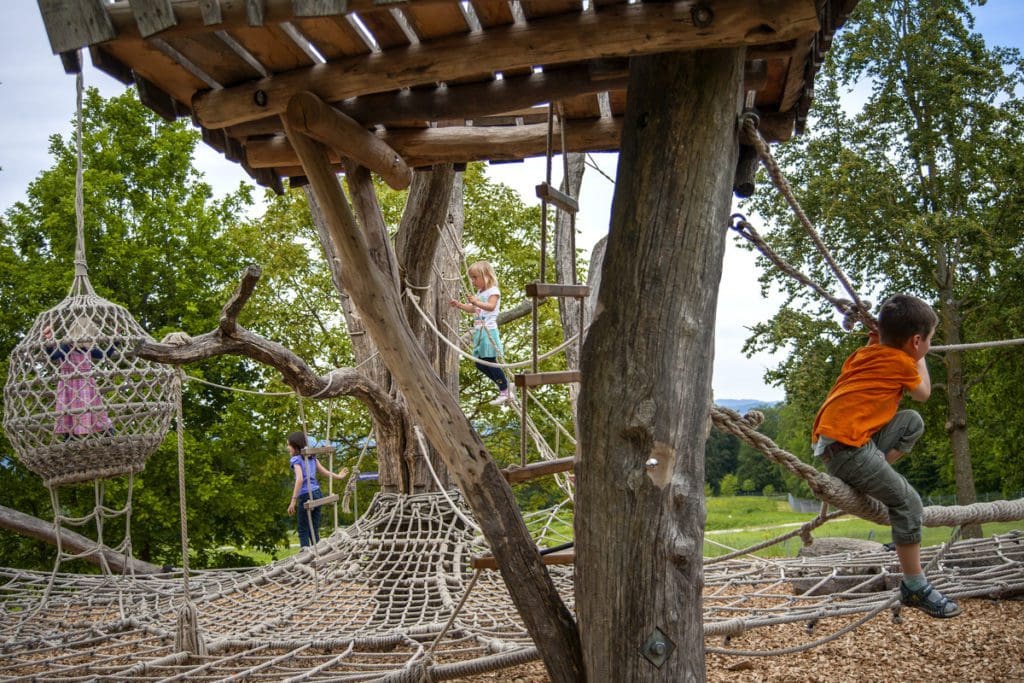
left=193, top=0, right=819, bottom=128
left=287, top=91, right=413, bottom=189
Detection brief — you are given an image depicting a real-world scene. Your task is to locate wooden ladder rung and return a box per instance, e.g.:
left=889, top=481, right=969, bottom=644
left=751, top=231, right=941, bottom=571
left=525, top=282, right=590, bottom=299
left=514, top=371, right=581, bottom=388
left=304, top=493, right=339, bottom=510
left=471, top=547, right=575, bottom=570
left=502, top=456, right=575, bottom=483
left=303, top=446, right=336, bottom=455
left=535, top=182, right=579, bottom=214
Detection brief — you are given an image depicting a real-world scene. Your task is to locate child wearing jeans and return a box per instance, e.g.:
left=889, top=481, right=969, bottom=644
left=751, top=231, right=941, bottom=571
left=812, top=294, right=960, bottom=618
left=449, top=260, right=510, bottom=406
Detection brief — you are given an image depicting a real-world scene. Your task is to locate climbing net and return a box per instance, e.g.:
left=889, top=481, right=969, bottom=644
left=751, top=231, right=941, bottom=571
left=1, top=490, right=1021, bottom=680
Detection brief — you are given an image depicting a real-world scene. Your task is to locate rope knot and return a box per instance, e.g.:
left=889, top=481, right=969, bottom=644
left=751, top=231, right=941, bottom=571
left=743, top=411, right=764, bottom=428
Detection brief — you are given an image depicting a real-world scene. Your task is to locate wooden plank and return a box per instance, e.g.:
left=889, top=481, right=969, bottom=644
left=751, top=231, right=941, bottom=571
left=354, top=10, right=410, bottom=50
left=134, top=74, right=186, bottom=120
left=558, top=93, right=601, bottom=120
left=514, top=371, right=581, bottom=387
left=292, top=16, right=372, bottom=59
left=38, top=0, right=116, bottom=53
left=162, top=33, right=264, bottom=87
left=303, top=446, right=337, bottom=455
left=129, top=0, right=178, bottom=37
left=247, top=0, right=267, bottom=25
left=502, top=456, right=575, bottom=483
left=519, top=0, right=582, bottom=20
left=194, top=0, right=819, bottom=129
left=245, top=116, right=622, bottom=167
left=536, top=181, right=579, bottom=213
left=472, top=547, right=574, bottom=569
left=401, top=3, right=468, bottom=41
left=228, top=25, right=317, bottom=72
left=469, top=0, right=515, bottom=28
left=101, top=40, right=208, bottom=109
left=525, top=283, right=589, bottom=299
left=227, top=65, right=625, bottom=133
left=303, top=493, right=340, bottom=509
left=198, top=0, right=223, bottom=24
left=293, top=0, right=348, bottom=15
left=287, top=91, right=413, bottom=189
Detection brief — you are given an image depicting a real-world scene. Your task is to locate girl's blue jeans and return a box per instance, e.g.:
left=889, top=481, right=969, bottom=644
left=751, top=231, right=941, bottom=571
left=296, top=489, right=323, bottom=547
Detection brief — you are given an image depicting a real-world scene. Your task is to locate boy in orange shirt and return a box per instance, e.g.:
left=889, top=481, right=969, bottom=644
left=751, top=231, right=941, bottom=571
left=812, top=294, right=960, bottom=618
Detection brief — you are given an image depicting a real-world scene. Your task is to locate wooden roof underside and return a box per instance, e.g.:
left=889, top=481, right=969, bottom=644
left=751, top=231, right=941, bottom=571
left=39, top=0, right=859, bottom=193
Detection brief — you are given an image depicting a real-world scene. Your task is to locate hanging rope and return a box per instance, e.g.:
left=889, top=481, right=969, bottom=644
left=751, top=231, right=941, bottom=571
left=173, top=369, right=206, bottom=655
left=740, top=113, right=875, bottom=331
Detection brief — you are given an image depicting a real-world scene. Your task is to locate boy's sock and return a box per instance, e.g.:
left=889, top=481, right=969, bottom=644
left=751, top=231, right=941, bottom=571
left=902, top=573, right=927, bottom=591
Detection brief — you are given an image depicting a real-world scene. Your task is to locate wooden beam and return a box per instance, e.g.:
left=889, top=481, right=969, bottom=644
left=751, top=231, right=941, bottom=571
left=525, top=283, right=590, bottom=299
left=287, top=91, right=413, bottom=190
left=38, top=0, right=117, bottom=53
left=225, top=65, right=628, bottom=136
left=245, top=117, right=622, bottom=169
left=293, top=0, right=348, bottom=15
left=502, top=456, right=575, bottom=483
left=129, top=0, right=178, bottom=37
left=514, top=371, right=581, bottom=387
left=106, top=0, right=474, bottom=38
left=283, top=111, right=584, bottom=681
left=193, top=0, right=820, bottom=129
left=536, top=181, right=579, bottom=214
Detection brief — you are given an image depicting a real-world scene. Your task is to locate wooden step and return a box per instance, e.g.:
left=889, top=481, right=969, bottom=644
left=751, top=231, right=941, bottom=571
left=535, top=182, right=579, bottom=214
left=502, top=456, right=575, bottom=483
left=525, top=282, right=590, bottom=299
left=471, top=547, right=575, bottom=570
left=303, top=446, right=336, bottom=455
left=304, top=493, right=339, bottom=510
left=514, top=370, right=581, bottom=388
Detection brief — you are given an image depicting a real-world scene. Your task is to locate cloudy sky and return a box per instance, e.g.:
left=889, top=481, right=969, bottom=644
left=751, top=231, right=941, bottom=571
left=3, top=2, right=1020, bottom=402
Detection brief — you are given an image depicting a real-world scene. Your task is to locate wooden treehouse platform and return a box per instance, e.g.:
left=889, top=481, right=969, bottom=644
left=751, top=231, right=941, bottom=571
left=40, top=0, right=859, bottom=192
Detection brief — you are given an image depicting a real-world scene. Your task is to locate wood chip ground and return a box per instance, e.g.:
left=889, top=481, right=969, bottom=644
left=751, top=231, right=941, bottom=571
left=462, top=597, right=1024, bottom=682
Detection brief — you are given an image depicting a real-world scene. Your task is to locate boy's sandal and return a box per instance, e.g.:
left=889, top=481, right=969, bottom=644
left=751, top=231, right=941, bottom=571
left=900, top=582, right=962, bottom=619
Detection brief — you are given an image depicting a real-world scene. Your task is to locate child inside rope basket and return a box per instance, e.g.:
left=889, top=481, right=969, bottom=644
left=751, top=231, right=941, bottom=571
left=812, top=294, right=961, bottom=618
left=43, top=315, right=117, bottom=440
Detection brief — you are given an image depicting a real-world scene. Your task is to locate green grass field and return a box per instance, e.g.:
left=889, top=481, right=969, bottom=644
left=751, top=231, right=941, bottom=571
left=703, top=496, right=1022, bottom=558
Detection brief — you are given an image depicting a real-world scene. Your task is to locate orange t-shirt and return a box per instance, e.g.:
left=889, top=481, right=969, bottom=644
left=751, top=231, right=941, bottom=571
left=811, top=344, right=921, bottom=447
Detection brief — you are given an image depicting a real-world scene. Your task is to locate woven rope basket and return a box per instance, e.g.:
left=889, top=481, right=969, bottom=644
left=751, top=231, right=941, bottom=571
left=3, top=292, right=177, bottom=487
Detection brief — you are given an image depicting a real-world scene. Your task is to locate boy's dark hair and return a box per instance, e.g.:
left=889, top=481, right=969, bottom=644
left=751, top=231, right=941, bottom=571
left=877, top=294, right=938, bottom=346
left=287, top=431, right=307, bottom=453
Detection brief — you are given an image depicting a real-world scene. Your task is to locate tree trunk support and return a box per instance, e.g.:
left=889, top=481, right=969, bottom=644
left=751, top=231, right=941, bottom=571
left=282, top=97, right=584, bottom=682
left=578, top=48, right=744, bottom=680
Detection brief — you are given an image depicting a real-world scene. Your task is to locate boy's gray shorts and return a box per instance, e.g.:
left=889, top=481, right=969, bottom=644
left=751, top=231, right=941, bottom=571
left=820, top=410, right=924, bottom=545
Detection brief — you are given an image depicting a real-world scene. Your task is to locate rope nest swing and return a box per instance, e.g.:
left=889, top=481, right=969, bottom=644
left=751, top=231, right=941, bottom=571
left=2, top=70, right=176, bottom=488
left=3, top=284, right=177, bottom=487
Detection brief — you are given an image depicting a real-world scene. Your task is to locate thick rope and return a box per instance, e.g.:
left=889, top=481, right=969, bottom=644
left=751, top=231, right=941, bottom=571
left=740, top=114, right=874, bottom=330
left=728, top=214, right=872, bottom=331
left=710, top=406, right=1024, bottom=526
left=174, top=369, right=206, bottom=655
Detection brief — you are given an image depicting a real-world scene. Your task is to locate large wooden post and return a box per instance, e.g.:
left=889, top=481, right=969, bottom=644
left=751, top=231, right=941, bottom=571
left=578, top=48, right=743, bottom=680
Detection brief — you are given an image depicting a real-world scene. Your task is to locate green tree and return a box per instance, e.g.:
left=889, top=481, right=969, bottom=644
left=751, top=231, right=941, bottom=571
left=719, top=473, right=739, bottom=497
left=744, top=1, right=1024, bottom=535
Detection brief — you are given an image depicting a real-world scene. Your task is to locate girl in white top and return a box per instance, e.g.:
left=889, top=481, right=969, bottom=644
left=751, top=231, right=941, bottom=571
left=449, top=260, right=511, bottom=405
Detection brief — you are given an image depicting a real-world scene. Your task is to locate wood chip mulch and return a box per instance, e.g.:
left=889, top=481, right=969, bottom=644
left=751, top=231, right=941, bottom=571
left=460, top=597, right=1024, bottom=682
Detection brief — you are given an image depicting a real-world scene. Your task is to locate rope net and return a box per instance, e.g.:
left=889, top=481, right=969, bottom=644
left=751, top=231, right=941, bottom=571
left=1, top=491, right=1021, bottom=680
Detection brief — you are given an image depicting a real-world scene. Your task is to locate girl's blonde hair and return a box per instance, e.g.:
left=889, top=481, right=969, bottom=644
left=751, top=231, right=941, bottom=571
left=468, top=261, right=498, bottom=290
